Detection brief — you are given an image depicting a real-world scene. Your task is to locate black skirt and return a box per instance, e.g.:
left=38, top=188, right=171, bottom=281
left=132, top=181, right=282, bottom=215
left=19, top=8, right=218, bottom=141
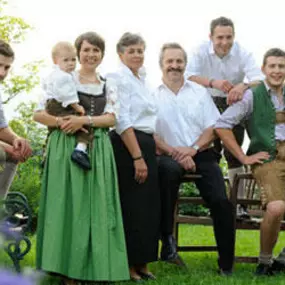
left=110, top=130, right=160, bottom=266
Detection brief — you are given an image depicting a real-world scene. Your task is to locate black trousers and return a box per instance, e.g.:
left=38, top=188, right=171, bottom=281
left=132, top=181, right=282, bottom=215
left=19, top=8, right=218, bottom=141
left=157, top=148, right=235, bottom=270
left=213, top=96, right=244, bottom=169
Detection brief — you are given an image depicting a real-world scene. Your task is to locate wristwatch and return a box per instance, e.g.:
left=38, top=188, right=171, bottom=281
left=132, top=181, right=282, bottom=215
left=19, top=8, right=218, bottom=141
left=192, top=144, right=200, bottom=152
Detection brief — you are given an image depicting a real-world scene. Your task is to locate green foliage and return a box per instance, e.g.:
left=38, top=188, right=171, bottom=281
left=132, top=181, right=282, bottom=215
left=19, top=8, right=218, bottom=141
left=0, top=0, right=32, bottom=43
left=0, top=0, right=43, bottom=104
left=2, top=61, right=43, bottom=104
left=179, top=182, right=209, bottom=217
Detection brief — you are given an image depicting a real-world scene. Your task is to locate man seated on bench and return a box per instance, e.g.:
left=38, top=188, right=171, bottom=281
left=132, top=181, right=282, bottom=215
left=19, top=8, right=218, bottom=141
left=215, top=48, right=285, bottom=276
left=154, top=42, right=235, bottom=275
left=0, top=39, right=32, bottom=198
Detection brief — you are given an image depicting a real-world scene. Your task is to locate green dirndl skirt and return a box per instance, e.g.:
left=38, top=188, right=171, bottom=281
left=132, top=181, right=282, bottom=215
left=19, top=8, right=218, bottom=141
left=36, top=128, right=129, bottom=281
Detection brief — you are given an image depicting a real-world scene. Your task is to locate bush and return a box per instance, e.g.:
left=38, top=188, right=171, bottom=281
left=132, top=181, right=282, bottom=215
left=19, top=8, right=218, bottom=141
left=178, top=182, right=209, bottom=216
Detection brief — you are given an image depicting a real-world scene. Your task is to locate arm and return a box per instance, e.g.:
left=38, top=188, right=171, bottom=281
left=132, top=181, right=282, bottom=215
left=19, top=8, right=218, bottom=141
left=227, top=52, right=264, bottom=105
left=215, top=128, right=269, bottom=165
left=153, top=133, right=175, bottom=156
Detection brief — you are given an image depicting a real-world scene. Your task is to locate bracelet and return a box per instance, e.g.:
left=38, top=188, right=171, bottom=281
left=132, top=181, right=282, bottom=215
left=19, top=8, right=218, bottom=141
left=133, top=155, right=143, bottom=161
left=209, top=79, right=215, bottom=88
left=55, top=117, right=60, bottom=128
left=87, top=115, right=94, bottom=127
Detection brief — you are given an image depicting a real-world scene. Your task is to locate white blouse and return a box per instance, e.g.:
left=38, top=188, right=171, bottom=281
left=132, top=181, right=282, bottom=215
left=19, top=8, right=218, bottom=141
left=37, top=70, right=119, bottom=117
left=107, top=63, right=157, bottom=135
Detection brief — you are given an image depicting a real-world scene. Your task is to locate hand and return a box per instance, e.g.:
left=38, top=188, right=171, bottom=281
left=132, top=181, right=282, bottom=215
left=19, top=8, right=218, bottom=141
left=212, top=80, right=234, bottom=93
left=134, top=158, right=148, bottom=184
left=77, top=105, right=85, bottom=116
left=172, top=146, right=197, bottom=161
left=178, top=155, right=196, bottom=172
left=227, top=83, right=247, bottom=105
left=4, top=144, right=26, bottom=162
left=60, top=115, right=88, bottom=134
left=12, top=137, right=32, bottom=159
left=241, top=152, right=270, bottom=165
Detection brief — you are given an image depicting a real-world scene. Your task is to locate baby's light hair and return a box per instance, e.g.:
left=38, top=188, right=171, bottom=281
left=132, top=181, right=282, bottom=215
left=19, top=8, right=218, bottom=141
left=51, top=41, right=76, bottom=63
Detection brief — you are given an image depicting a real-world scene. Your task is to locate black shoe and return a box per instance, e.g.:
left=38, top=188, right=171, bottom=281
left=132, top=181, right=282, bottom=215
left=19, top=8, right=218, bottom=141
left=160, top=235, right=186, bottom=267
left=255, top=263, right=274, bottom=276
left=236, top=205, right=250, bottom=220
left=160, top=235, right=178, bottom=261
left=217, top=268, right=232, bottom=276
left=137, top=271, right=156, bottom=280
left=271, top=260, right=285, bottom=272
left=71, top=149, right=91, bottom=170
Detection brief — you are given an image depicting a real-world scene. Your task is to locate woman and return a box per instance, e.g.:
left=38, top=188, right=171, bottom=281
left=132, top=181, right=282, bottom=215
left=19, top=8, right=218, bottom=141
left=109, top=32, right=160, bottom=282
left=34, top=32, right=129, bottom=284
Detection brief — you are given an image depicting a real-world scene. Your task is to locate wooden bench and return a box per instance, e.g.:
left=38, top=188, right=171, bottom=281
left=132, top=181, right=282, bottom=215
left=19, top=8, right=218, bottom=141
left=174, top=172, right=285, bottom=264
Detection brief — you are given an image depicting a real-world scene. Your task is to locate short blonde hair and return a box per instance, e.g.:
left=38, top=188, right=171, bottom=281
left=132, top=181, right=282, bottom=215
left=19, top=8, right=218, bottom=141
left=51, top=41, right=76, bottom=63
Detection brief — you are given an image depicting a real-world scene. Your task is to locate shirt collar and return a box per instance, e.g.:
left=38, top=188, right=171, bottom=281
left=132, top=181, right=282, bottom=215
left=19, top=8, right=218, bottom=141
left=158, top=78, right=191, bottom=92
left=118, top=62, right=146, bottom=80
left=263, top=80, right=285, bottom=96
left=208, top=41, right=236, bottom=57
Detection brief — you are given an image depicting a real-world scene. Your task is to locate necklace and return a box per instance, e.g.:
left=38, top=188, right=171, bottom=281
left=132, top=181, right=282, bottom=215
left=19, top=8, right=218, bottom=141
left=79, top=72, right=99, bottom=83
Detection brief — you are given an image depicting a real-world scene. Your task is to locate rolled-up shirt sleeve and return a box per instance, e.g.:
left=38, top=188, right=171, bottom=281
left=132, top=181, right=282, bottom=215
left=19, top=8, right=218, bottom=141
left=103, top=78, right=119, bottom=118
left=0, top=95, right=8, bottom=128
left=215, top=89, right=253, bottom=129
left=115, top=80, right=132, bottom=135
left=202, top=90, right=221, bottom=129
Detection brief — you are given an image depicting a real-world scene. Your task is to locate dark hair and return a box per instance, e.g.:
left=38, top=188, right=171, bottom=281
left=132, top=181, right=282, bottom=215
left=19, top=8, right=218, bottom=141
left=0, top=39, right=14, bottom=58
left=74, top=31, right=105, bottom=59
left=159, top=42, right=187, bottom=67
left=116, top=32, right=145, bottom=53
left=210, top=16, right=234, bottom=35
left=263, top=48, right=285, bottom=66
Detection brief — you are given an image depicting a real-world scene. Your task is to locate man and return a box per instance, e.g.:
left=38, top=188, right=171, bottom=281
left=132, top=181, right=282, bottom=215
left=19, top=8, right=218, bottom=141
left=186, top=16, right=264, bottom=217
left=154, top=42, right=235, bottom=275
left=0, top=39, right=32, bottom=197
left=215, top=48, right=285, bottom=276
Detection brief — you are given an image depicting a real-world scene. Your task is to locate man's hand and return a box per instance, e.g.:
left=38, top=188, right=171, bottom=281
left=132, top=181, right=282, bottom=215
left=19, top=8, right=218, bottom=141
left=4, top=144, right=25, bottom=162
left=172, top=146, right=197, bottom=161
left=13, top=137, right=32, bottom=159
left=241, top=152, right=270, bottom=165
left=227, top=83, right=247, bottom=105
left=178, top=155, right=196, bottom=172
left=212, top=80, right=234, bottom=93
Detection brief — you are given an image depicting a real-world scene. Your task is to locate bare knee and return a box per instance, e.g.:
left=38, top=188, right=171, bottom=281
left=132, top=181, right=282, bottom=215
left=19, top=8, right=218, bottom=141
left=266, top=201, right=285, bottom=219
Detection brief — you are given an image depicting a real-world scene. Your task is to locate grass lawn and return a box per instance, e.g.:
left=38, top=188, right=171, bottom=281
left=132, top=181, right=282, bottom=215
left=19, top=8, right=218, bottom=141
left=4, top=225, right=285, bottom=284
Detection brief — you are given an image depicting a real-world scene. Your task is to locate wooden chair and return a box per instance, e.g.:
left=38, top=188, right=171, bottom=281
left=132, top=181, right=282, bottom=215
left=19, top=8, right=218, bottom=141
left=230, top=172, right=285, bottom=263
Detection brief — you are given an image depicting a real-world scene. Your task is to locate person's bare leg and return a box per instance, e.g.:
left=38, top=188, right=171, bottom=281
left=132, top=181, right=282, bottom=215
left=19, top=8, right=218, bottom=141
left=260, top=201, right=285, bottom=263
left=129, top=266, right=142, bottom=280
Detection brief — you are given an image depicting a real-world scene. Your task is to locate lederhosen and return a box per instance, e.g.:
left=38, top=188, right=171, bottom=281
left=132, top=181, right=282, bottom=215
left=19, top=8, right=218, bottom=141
left=252, top=111, right=285, bottom=207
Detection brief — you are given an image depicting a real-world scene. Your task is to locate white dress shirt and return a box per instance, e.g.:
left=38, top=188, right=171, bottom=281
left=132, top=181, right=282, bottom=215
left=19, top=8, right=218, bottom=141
left=154, top=80, right=220, bottom=147
left=107, top=63, right=157, bottom=135
left=186, top=41, right=264, bottom=98
left=37, top=72, right=119, bottom=116
left=42, top=65, right=79, bottom=107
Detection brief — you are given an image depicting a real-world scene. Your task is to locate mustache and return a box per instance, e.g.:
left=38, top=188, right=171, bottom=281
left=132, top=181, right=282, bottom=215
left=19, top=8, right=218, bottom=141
left=167, top=67, right=183, bottom=73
